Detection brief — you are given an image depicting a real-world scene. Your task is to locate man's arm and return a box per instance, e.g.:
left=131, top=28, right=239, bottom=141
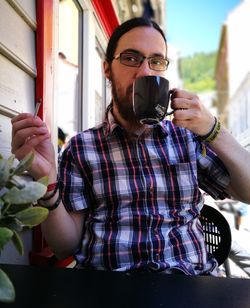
left=209, top=126, right=250, bottom=203
left=40, top=194, right=85, bottom=260
left=39, top=167, right=85, bottom=259
left=171, top=89, right=250, bottom=204
left=11, top=113, right=84, bottom=259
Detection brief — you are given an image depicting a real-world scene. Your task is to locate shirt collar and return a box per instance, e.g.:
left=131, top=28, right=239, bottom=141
left=104, top=103, right=122, bottom=138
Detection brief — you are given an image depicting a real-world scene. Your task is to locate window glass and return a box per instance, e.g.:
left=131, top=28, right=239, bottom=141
left=94, top=40, right=110, bottom=125
left=57, top=0, right=80, bottom=140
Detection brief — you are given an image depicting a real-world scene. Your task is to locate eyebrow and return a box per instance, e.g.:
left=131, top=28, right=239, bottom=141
left=121, top=48, right=166, bottom=58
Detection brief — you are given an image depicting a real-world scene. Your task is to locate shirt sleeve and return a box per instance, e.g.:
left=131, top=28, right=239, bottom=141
left=196, top=142, right=230, bottom=200
left=58, top=136, right=92, bottom=211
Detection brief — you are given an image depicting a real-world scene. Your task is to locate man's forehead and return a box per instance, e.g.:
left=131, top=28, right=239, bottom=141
left=115, top=27, right=167, bottom=55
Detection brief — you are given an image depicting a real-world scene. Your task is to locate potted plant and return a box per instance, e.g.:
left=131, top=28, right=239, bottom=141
left=0, top=152, right=49, bottom=303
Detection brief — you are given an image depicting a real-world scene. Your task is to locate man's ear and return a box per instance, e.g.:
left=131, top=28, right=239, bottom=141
left=103, top=61, right=111, bottom=80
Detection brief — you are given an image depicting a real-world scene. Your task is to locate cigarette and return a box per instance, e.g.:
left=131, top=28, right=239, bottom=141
left=34, top=100, right=41, bottom=117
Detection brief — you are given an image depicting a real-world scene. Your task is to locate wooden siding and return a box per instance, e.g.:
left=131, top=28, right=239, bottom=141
left=0, top=0, right=36, bottom=158
left=0, top=54, right=35, bottom=114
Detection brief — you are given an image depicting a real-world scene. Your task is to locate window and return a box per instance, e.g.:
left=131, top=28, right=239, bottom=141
left=94, top=40, right=110, bottom=125
left=57, top=0, right=82, bottom=138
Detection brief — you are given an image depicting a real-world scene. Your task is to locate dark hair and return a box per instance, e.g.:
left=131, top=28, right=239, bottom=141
left=105, top=17, right=167, bottom=63
left=58, top=127, right=66, bottom=142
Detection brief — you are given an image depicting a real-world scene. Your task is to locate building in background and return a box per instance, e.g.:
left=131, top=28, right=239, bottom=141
left=112, top=0, right=166, bottom=30
left=215, top=0, right=250, bottom=150
left=214, top=25, right=228, bottom=127
left=167, top=45, right=182, bottom=88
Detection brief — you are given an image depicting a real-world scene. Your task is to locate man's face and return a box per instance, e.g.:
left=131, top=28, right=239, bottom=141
left=104, top=26, right=168, bottom=127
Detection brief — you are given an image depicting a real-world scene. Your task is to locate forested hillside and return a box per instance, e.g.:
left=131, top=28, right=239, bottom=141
left=179, top=52, right=217, bottom=93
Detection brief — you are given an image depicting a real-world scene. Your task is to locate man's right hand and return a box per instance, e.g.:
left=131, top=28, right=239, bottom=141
left=11, top=113, right=56, bottom=180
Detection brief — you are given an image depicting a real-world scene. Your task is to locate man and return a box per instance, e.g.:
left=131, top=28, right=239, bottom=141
left=58, top=127, right=67, bottom=154
left=11, top=18, right=250, bottom=275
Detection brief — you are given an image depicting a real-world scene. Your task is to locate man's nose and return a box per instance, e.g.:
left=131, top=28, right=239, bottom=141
left=135, top=59, right=152, bottom=78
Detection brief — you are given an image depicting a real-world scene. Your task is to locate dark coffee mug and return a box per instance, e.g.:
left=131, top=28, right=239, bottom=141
left=133, top=76, right=174, bottom=124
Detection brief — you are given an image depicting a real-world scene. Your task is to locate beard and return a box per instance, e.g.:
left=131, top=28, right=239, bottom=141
left=110, top=75, right=141, bottom=128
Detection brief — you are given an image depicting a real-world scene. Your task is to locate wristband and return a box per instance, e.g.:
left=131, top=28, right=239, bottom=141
left=41, top=182, right=58, bottom=201
left=204, top=121, right=221, bottom=143
left=40, top=194, right=61, bottom=211
left=198, top=117, right=221, bottom=157
left=47, top=182, right=57, bottom=192
left=198, top=117, right=221, bottom=143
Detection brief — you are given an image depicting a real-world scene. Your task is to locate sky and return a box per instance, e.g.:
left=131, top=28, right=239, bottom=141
left=166, top=0, right=241, bottom=57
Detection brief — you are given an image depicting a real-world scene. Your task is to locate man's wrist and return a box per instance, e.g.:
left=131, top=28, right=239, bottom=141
left=41, top=182, right=59, bottom=201
left=38, top=191, right=61, bottom=211
left=198, top=117, right=221, bottom=143
left=47, top=169, right=58, bottom=184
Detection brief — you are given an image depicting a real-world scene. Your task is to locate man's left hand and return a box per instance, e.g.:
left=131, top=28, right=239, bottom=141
left=170, top=89, right=215, bottom=136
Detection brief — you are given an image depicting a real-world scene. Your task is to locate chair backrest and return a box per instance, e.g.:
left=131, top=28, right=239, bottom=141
left=200, top=204, right=232, bottom=266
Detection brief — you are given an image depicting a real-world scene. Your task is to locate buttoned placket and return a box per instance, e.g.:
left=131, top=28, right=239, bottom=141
left=134, top=134, right=160, bottom=264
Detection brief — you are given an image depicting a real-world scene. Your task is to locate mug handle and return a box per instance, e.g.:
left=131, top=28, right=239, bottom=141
left=165, top=89, right=175, bottom=116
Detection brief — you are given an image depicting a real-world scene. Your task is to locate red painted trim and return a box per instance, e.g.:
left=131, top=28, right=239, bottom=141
left=35, top=0, right=53, bottom=119
left=36, top=0, right=44, bottom=119
left=31, top=0, right=54, bottom=265
left=30, top=247, right=74, bottom=268
left=91, top=0, right=119, bottom=37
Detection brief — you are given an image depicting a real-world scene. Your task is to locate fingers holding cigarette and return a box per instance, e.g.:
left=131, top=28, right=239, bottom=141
left=11, top=101, right=48, bottom=151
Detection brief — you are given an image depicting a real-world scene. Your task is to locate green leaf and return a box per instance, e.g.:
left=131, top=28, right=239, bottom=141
left=3, top=182, right=47, bottom=205
left=0, top=227, right=13, bottom=250
left=1, top=201, right=11, bottom=216
left=7, top=203, right=32, bottom=215
left=7, top=175, right=26, bottom=189
left=0, top=216, right=23, bottom=233
left=0, top=268, right=15, bottom=303
left=13, top=152, right=34, bottom=176
left=0, top=158, right=10, bottom=189
left=11, top=231, right=24, bottom=255
left=7, top=155, right=15, bottom=172
left=37, top=176, right=49, bottom=187
left=15, top=207, right=49, bottom=227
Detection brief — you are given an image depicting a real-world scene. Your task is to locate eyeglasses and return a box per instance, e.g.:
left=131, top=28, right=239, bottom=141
left=113, top=52, right=169, bottom=71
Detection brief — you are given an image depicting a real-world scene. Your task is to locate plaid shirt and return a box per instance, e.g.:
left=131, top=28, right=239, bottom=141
left=59, top=110, right=230, bottom=275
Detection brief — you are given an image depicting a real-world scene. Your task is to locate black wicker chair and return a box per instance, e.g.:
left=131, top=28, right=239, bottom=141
left=200, top=204, right=232, bottom=275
